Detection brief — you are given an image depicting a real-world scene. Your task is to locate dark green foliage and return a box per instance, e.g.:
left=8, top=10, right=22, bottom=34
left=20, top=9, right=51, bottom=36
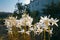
left=13, top=3, right=24, bottom=19
left=16, top=3, right=24, bottom=13
left=42, top=2, right=60, bottom=18
left=30, top=11, right=40, bottom=24
left=24, top=4, right=31, bottom=14
left=0, top=12, right=12, bottom=19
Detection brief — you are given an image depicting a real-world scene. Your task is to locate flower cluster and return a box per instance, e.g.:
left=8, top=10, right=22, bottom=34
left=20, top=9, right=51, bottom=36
left=32, top=16, right=59, bottom=36
left=5, top=16, right=17, bottom=34
left=5, top=14, right=59, bottom=36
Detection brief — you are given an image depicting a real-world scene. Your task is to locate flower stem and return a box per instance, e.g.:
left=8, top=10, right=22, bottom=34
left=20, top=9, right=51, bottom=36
left=24, top=26, right=26, bottom=40
left=44, top=29, right=46, bottom=40
left=48, top=27, right=50, bottom=40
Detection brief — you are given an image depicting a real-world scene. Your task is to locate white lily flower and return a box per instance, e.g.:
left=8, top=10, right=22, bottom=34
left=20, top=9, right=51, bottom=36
left=37, top=22, right=48, bottom=30
left=46, top=28, right=53, bottom=37
left=50, top=28, right=53, bottom=34
left=29, top=27, right=34, bottom=31
left=16, top=20, right=21, bottom=28
left=34, top=27, right=43, bottom=35
left=5, top=20, right=11, bottom=27
left=18, top=29, right=25, bottom=33
left=40, top=16, right=51, bottom=26
left=26, top=31, right=30, bottom=35
left=19, top=13, right=33, bottom=27
left=26, top=22, right=33, bottom=27
left=33, top=23, right=43, bottom=35
left=5, top=16, right=17, bottom=34
left=50, top=18, right=59, bottom=26
left=5, top=16, right=17, bottom=27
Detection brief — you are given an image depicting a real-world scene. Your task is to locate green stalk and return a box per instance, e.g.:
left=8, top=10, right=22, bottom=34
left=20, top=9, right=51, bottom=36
left=41, top=32, right=43, bottom=40
left=24, top=26, right=26, bottom=40
left=12, top=26, right=19, bottom=40
left=48, top=27, right=50, bottom=40
left=44, top=29, right=46, bottom=40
